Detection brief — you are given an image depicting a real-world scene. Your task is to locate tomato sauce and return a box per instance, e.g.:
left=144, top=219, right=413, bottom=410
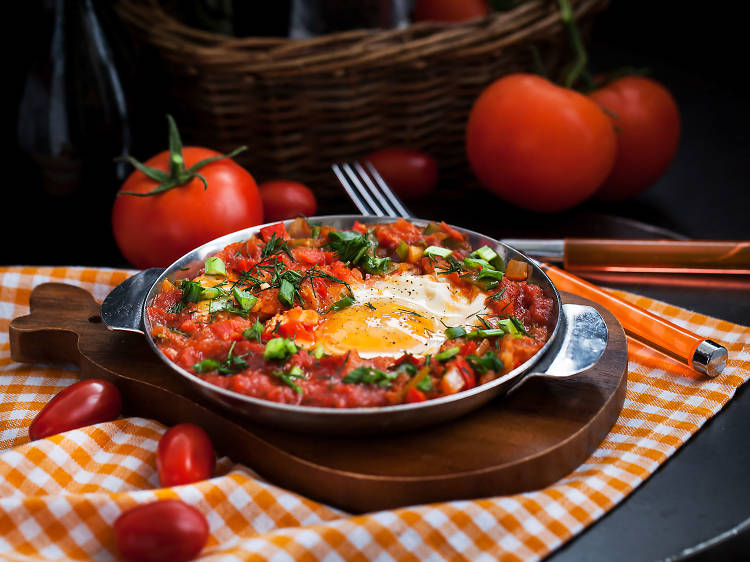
left=147, top=218, right=554, bottom=408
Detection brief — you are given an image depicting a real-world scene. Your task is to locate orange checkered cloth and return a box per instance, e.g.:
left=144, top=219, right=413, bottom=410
left=1, top=266, right=749, bottom=561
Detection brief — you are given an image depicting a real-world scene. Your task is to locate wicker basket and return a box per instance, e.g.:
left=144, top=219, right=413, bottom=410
left=115, top=0, right=607, bottom=205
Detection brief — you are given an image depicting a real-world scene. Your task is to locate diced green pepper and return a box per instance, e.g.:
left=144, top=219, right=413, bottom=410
left=201, top=287, right=220, bottom=299
left=463, top=257, right=494, bottom=270
left=396, top=240, right=409, bottom=260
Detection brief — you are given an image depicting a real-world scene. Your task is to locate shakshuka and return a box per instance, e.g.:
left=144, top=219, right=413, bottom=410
left=147, top=218, right=555, bottom=408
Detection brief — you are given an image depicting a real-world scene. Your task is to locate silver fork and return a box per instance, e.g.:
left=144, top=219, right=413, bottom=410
left=331, top=161, right=415, bottom=219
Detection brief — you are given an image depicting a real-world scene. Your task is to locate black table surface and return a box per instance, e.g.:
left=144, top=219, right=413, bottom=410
left=5, top=1, right=749, bottom=560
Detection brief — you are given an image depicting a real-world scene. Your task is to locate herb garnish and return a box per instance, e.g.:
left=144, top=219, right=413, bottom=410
left=342, top=366, right=398, bottom=388
left=327, top=230, right=391, bottom=275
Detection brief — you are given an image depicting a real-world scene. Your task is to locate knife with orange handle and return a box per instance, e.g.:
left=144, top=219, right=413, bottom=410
left=503, top=239, right=750, bottom=274
left=536, top=263, right=728, bottom=377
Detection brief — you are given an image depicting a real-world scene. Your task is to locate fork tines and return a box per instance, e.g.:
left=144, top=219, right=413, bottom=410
left=332, top=162, right=415, bottom=219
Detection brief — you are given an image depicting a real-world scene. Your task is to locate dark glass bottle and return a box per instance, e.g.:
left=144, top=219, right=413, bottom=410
left=17, top=0, right=131, bottom=197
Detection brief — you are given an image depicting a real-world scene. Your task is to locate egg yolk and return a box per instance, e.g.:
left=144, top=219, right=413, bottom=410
left=314, top=299, right=439, bottom=357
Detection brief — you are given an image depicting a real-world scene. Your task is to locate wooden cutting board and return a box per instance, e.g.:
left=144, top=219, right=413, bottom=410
left=9, top=283, right=627, bottom=513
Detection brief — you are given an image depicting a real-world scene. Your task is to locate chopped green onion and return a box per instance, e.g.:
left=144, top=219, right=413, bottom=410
left=278, top=279, right=295, bottom=307
left=204, top=257, right=226, bottom=276
left=243, top=320, right=264, bottom=342
left=233, top=287, right=257, bottom=311
left=288, top=365, right=304, bottom=378
left=343, top=366, right=397, bottom=388
left=435, top=346, right=460, bottom=362
left=463, top=257, right=494, bottom=270
left=467, top=328, right=506, bottom=339
left=490, top=255, right=506, bottom=272
left=445, top=326, right=467, bottom=339
left=208, top=298, right=231, bottom=314
left=193, top=359, right=220, bottom=373
left=424, top=246, right=453, bottom=258
left=201, top=287, right=220, bottom=299
left=313, top=345, right=326, bottom=359
left=311, top=225, right=321, bottom=238
left=274, top=369, right=303, bottom=393
left=474, top=245, right=498, bottom=262
left=477, top=269, right=504, bottom=282
left=417, top=376, right=435, bottom=392
left=179, top=280, right=204, bottom=303
left=466, top=351, right=504, bottom=374
left=264, top=337, right=298, bottom=361
left=329, top=294, right=354, bottom=312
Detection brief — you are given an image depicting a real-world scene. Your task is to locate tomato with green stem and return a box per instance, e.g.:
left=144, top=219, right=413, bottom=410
left=112, top=116, right=263, bottom=268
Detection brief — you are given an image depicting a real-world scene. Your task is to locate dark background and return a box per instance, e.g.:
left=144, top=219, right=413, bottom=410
left=6, top=1, right=750, bottom=559
left=5, top=1, right=749, bottom=268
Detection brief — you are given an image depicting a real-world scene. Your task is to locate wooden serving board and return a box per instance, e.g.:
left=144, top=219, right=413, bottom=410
left=9, top=283, right=627, bottom=513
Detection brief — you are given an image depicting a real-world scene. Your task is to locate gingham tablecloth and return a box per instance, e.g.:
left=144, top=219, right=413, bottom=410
left=1, top=266, right=748, bottom=561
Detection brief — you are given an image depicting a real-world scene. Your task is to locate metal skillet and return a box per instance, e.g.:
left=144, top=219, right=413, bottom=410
left=102, top=215, right=608, bottom=435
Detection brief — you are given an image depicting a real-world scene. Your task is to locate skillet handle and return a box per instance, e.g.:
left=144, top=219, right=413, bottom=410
left=507, top=304, right=609, bottom=393
left=101, top=268, right=164, bottom=334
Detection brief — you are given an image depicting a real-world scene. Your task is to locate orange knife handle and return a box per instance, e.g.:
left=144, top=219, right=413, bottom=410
left=564, top=239, right=750, bottom=273
left=543, top=264, right=727, bottom=376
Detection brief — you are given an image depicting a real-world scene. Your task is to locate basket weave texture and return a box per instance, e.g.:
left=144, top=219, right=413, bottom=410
left=116, top=0, right=607, bottom=202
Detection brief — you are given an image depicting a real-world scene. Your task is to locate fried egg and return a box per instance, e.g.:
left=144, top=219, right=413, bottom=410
left=314, top=273, right=486, bottom=358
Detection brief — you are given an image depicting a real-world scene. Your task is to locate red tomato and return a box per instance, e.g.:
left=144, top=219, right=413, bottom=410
left=364, top=148, right=439, bottom=199
left=157, top=423, right=216, bottom=487
left=112, top=118, right=263, bottom=268
left=29, top=379, right=122, bottom=440
left=414, top=0, right=488, bottom=22
left=114, top=500, right=209, bottom=562
left=259, top=180, right=318, bottom=222
left=466, top=74, right=617, bottom=212
left=589, top=76, right=681, bottom=200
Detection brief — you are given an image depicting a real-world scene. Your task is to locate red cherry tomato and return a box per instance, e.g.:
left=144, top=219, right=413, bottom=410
left=114, top=500, right=209, bottom=562
left=29, top=379, right=122, bottom=440
left=364, top=148, right=439, bottom=199
left=112, top=117, right=263, bottom=268
left=589, top=76, right=681, bottom=200
left=466, top=74, right=617, bottom=212
left=258, top=180, right=318, bottom=222
left=157, top=423, right=216, bottom=487
left=414, top=0, right=488, bottom=22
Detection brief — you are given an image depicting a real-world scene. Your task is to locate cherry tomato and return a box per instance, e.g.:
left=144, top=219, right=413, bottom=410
left=29, top=379, right=122, bottom=440
left=157, top=423, right=216, bottom=487
left=258, top=180, right=317, bottom=222
left=466, top=74, right=617, bottom=212
left=364, top=148, right=439, bottom=199
left=414, top=0, right=488, bottom=22
left=114, top=500, right=209, bottom=562
left=112, top=117, right=263, bottom=268
left=589, top=76, right=681, bottom=200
